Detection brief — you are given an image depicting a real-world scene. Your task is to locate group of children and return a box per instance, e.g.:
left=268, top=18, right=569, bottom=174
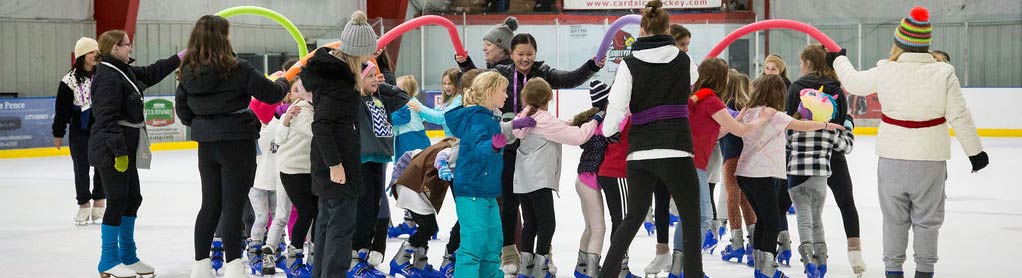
left=158, top=3, right=987, bottom=278
left=226, top=6, right=857, bottom=278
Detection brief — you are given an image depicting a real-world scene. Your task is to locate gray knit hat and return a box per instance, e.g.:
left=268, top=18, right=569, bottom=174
left=340, top=11, right=379, bottom=57
left=483, top=17, right=518, bottom=51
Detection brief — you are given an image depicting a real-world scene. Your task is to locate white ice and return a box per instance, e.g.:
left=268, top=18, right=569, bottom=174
left=1, top=136, right=1019, bottom=277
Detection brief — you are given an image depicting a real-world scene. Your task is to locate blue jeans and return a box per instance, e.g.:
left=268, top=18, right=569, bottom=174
left=454, top=197, right=503, bottom=278
left=674, top=169, right=712, bottom=250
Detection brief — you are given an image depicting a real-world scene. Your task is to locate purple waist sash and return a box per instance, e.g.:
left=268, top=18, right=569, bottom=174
left=631, top=104, right=689, bottom=125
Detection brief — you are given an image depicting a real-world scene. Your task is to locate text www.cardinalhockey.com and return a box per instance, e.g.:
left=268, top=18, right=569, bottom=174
left=582, top=0, right=710, bottom=8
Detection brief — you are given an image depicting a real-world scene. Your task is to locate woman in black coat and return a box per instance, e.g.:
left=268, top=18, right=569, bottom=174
left=174, top=15, right=290, bottom=278
left=296, top=10, right=381, bottom=277
left=90, top=29, right=181, bottom=278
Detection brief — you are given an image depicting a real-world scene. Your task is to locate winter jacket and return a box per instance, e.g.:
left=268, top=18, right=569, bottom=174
left=253, top=117, right=283, bottom=191
left=598, top=119, right=631, bottom=178
left=445, top=105, right=503, bottom=198
left=511, top=108, right=598, bottom=193
left=358, top=83, right=411, bottom=163
left=786, top=74, right=848, bottom=125
left=419, top=95, right=462, bottom=137
left=300, top=47, right=362, bottom=200
left=53, top=70, right=95, bottom=138
left=602, top=35, right=693, bottom=160
left=578, top=122, right=608, bottom=174
left=494, top=60, right=601, bottom=114
left=394, top=137, right=459, bottom=211
left=787, top=129, right=854, bottom=177
left=88, top=54, right=180, bottom=167
left=833, top=53, right=982, bottom=161
left=275, top=100, right=314, bottom=174
left=392, top=99, right=434, bottom=162
left=176, top=59, right=289, bottom=142
left=457, top=56, right=513, bottom=72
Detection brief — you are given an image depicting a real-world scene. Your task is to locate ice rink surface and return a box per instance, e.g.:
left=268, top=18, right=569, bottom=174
left=1, top=136, right=1019, bottom=277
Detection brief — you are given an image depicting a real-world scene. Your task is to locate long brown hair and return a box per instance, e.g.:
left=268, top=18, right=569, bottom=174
left=98, top=30, right=127, bottom=57
left=748, top=74, right=787, bottom=111
left=441, top=68, right=462, bottom=104
left=800, top=44, right=837, bottom=79
left=641, top=0, right=670, bottom=35
left=720, top=69, right=751, bottom=109
left=693, top=57, right=729, bottom=94
left=181, top=15, right=238, bottom=78
left=521, top=77, right=552, bottom=117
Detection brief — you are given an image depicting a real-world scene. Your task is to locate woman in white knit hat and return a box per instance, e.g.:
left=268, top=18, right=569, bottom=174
left=296, top=10, right=382, bottom=278
left=53, top=37, right=106, bottom=226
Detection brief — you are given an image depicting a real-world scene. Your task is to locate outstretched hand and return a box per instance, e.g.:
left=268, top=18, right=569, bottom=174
left=826, top=48, right=847, bottom=68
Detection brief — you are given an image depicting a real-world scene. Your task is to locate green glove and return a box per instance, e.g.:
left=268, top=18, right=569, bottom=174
left=114, top=155, right=129, bottom=173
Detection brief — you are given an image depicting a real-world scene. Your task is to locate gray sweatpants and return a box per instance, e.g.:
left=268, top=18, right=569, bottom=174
left=790, top=176, right=828, bottom=245
left=878, top=158, right=947, bottom=273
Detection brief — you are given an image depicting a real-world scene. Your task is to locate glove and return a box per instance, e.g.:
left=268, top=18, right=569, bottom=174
left=491, top=134, right=507, bottom=150
left=437, top=160, right=454, bottom=181
left=726, top=107, right=740, bottom=118
left=969, top=151, right=989, bottom=172
left=606, top=133, right=621, bottom=144
left=592, top=111, right=606, bottom=124
left=826, top=48, right=847, bottom=68
left=843, top=119, right=855, bottom=131
left=512, top=117, right=537, bottom=129
left=114, top=155, right=129, bottom=173
left=177, top=49, right=186, bottom=60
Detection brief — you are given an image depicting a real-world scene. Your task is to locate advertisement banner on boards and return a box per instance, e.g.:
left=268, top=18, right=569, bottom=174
left=0, top=96, right=188, bottom=150
left=0, top=98, right=58, bottom=150
left=562, top=0, right=722, bottom=10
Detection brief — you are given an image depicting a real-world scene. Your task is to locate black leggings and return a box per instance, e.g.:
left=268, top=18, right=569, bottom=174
left=777, top=179, right=791, bottom=231
left=601, top=158, right=703, bottom=278
left=409, top=212, right=439, bottom=248
left=281, top=173, right=318, bottom=248
left=653, top=183, right=670, bottom=244
left=194, top=140, right=257, bottom=261
left=599, top=176, right=629, bottom=237
left=499, top=147, right=521, bottom=247
left=828, top=152, right=860, bottom=238
left=709, top=183, right=717, bottom=219
left=737, top=176, right=783, bottom=255
left=446, top=221, right=461, bottom=254
left=98, top=165, right=141, bottom=226
left=519, top=188, right=556, bottom=255
left=70, top=129, right=104, bottom=205
left=353, top=162, right=386, bottom=251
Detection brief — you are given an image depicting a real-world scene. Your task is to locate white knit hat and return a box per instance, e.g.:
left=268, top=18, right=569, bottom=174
left=74, top=37, right=99, bottom=59
left=340, top=11, right=379, bottom=57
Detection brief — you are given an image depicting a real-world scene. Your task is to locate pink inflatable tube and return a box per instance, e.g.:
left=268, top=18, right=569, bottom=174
left=705, top=19, right=841, bottom=61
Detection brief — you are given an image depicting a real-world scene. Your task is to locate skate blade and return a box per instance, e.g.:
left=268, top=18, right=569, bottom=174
left=137, top=273, right=156, bottom=278
left=99, top=273, right=138, bottom=278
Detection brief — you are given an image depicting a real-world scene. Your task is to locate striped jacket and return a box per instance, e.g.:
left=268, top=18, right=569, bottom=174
left=786, top=129, right=854, bottom=177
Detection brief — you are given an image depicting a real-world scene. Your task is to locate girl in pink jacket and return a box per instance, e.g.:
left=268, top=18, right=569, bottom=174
left=511, top=77, right=600, bottom=278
